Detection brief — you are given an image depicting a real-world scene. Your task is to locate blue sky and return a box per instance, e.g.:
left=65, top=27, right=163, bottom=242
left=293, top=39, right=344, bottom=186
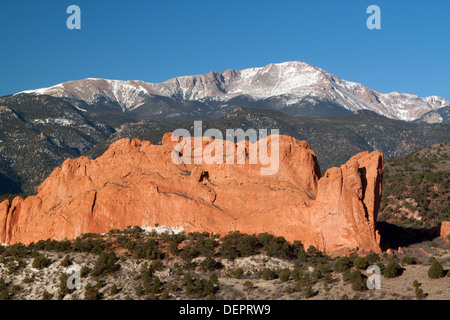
left=0, top=0, right=449, bottom=99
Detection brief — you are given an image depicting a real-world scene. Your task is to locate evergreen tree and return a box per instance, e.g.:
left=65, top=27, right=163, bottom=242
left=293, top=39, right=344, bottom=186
left=151, top=276, right=161, bottom=294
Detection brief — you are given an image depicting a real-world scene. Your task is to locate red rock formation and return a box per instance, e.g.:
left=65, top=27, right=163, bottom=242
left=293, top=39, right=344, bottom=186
left=0, top=134, right=383, bottom=253
left=441, top=221, right=450, bottom=241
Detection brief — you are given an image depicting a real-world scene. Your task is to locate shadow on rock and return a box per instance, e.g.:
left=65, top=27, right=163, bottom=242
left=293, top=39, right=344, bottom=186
left=377, top=221, right=440, bottom=251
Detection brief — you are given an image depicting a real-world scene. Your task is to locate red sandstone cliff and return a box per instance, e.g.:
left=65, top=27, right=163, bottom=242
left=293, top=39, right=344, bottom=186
left=441, top=221, right=450, bottom=241
left=0, top=134, right=383, bottom=253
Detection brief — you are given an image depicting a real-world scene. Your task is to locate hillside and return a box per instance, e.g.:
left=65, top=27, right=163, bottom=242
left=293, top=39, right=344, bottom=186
left=0, top=94, right=114, bottom=194
left=87, top=108, right=450, bottom=174
left=0, top=226, right=448, bottom=300
left=379, top=141, right=450, bottom=229
left=415, top=106, right=450, bottom=124
left=1, top=93, right=449, bottom=195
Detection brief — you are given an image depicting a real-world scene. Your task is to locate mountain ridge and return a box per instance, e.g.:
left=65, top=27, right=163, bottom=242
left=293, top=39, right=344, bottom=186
left=18, top=61, right=450, bottom=122
left=1, top=91, right=449, bottom=195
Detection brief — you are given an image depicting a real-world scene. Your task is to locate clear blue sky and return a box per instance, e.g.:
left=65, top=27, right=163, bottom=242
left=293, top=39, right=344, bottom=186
left=0, top=0, right=449, bottom=99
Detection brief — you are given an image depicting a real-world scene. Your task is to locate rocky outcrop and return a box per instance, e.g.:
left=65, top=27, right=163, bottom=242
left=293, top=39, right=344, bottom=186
left=0, top=134, right=383, bottom=253
left=440, top=221, right=450, bottom=241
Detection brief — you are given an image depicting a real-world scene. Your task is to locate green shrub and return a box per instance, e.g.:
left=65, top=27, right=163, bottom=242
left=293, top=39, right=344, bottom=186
left=257, top=233, right=295, bottom=259
left=428, top=260, right=445, bottom=278
left=80, top=265, right=91, bottom=277
left=190, top=232, right=216, bottom=257
left=284, top=285, right=294, bottom=294
left=169, top=241, right=179, bottom=255
left=204, top=280, right=215, bottom=295
left=150, top=259, right=164, bottom=271
left=415, top=288, right=424, bottom=300
left=353, top=257, right=369, bottom=269
left=334, top=257, right=353, bottom=273
left=2, top=243, right=31, bottom=258
left=412, top=280, right=424, bottom=300
left=110, top=284, right=118, bottom=295
left=261, top=268, right=277, bottom=281
left=90, top=251, right=120, bottom=277
left=233, top=268, right=244, bottom=279
left=160, top=291, right=169, bottom=300
left=135, top=284, right=144, bottom=297
left=311, top=268, right=322, bottom=280
left=32, top=255, right=49, bottom=269
left=219, top=232, right=241, bottom=260
left=58, top=273, right=72, bottom=297
left=182, top=274, right=215, bottom=297
left=0, top=277, right=6, bottom=292
left=384, top=261, right=402, bottom=278
left=151, top=277, right=161, bottom=294
left=133, top=239, right=164, bottom=260
left=84, top=284, right=101, bottom=300
left=376, top=262, right=385, bottom=274
left=400, top=256, right=418, bottom=266
left=180, top=245, right=201, bottom=261
left=323, top=273, right=333, bottom=284
left=428, top=257, right=437, bottom=264
left=291, top=267, right=304, bottom=281
left=293, top=241, right=307, bottom=261
left=343, top=270, right=364, bottom=283
left=145, top=293, right=157, bottom=300
left=0, top=290, right=9, bottom=300
left=34, top=239, right=73, bottom=253
left=279, top=269, right=290, bottom=282
left=295, top=272, right=312, bottom=288
left=168, top=283, right=178, bottom=292
left=304, top=286, right=315, bottom=299
left=182, top=260, right=197, bottom=270
left=306, top=245, right=321, bottom=257
left=199, top=256, right=220, bottom=271
left=42, top=290, right=52, bottom=300
left=236, top=234, right=260, bottom=257
left=59, top=255, right=72, bottom=268
left=139, top=262, right=153, bottom=292
left=351, top=273, right=367, bottom=291
left=73, top=237, right=105, bottom=254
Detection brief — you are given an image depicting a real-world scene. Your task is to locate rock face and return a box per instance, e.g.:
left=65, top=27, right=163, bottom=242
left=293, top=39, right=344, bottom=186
left=0, top=134, right=383, bottom=253
left=441, top=221, right=450, bottom=241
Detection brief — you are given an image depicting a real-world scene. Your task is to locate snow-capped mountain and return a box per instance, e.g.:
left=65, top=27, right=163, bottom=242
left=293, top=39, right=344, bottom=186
left=19, top=61, right=449, bottom=121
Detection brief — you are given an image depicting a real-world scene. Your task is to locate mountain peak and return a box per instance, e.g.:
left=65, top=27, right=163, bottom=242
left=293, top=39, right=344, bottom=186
left=17, top=61, right=450, bottom=122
